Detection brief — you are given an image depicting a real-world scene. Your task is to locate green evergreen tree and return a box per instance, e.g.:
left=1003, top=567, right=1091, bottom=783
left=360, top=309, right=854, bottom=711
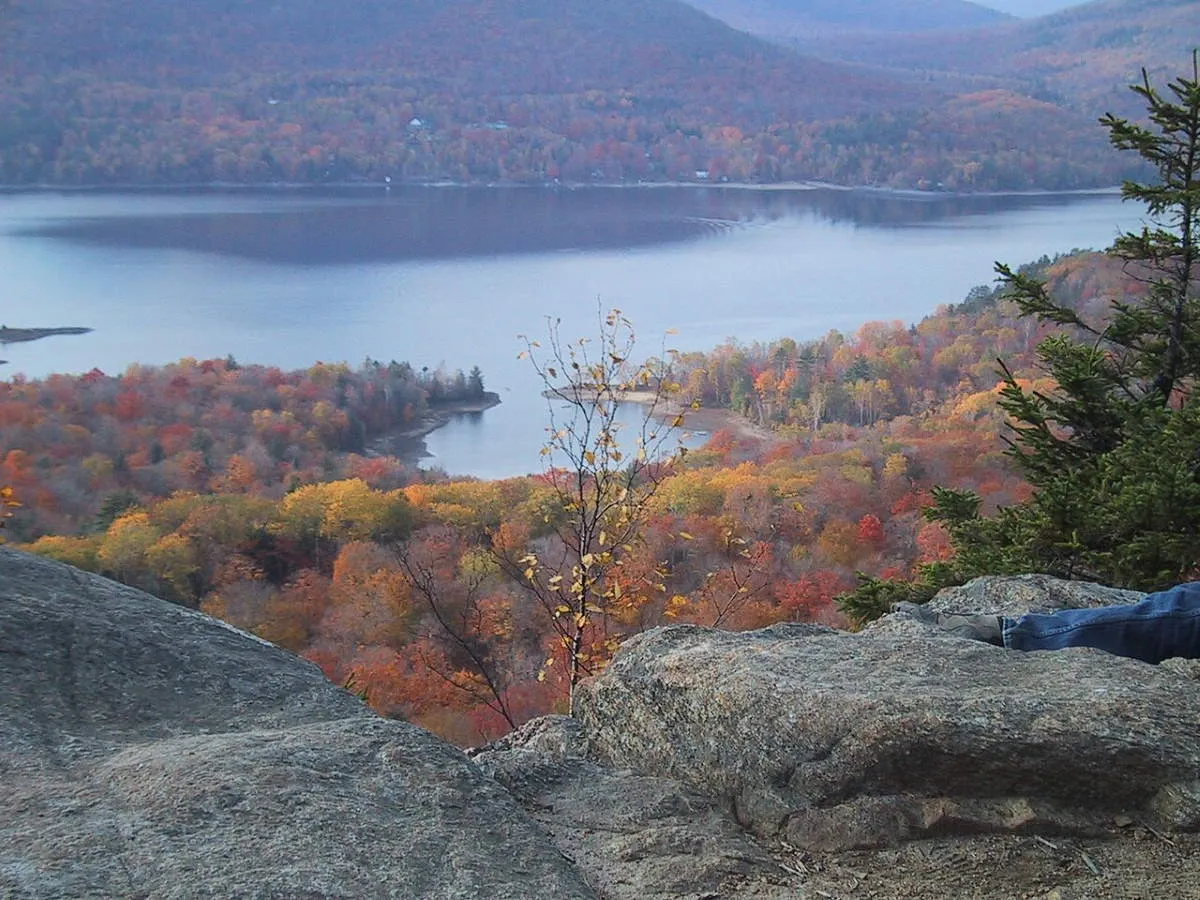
left=467, top=365, right=486, bottom=398
left=839, top=55, right=1200, bottom=622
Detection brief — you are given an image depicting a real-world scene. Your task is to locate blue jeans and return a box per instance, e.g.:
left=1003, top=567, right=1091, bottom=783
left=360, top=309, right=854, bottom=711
left=1003, top=582, right=1200, bottom=663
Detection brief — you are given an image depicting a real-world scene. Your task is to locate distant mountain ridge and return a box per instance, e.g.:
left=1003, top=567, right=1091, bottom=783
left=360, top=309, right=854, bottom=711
left=981, top=0, right=1084, bottom=15
left=3, top=0, right=892, bottom=112
left=784, top=0, right=1200, bottom=116
left=684, top=0, right=1011, bottom=43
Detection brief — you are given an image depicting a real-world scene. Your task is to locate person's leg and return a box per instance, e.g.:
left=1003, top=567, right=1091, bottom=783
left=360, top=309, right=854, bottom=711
left=1002, top=582, right=1200, bottom=663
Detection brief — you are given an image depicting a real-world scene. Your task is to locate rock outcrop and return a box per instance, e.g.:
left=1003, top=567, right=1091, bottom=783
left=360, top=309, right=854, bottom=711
left=573, top=576, right=1200, bottom=852
left=474, top=715, right=805, bottom=899
left=919, top=573, right=1146, bottom=617
left=0, top=548, right=594, bottom=899
left=8, top=548, right=1200, bottom=899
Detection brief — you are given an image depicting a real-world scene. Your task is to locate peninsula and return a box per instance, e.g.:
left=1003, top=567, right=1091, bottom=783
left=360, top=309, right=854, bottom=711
left=367, top=391, right=502, bottom=463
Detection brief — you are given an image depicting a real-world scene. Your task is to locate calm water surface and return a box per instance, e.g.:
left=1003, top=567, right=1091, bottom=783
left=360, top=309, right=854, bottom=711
left=0, top=186, right=1141, bottom=477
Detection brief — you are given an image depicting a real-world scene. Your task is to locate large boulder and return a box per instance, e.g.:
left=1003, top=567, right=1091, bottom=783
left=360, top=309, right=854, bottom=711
left=0, top=548, right=595, bottom=899
left=573, top=576, right=1200, bottom=852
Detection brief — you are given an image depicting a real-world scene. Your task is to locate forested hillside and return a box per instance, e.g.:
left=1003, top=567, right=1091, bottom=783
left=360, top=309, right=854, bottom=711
left=687, top=0, right=1196, bottom=189
left=0, top=0, right=1138, bottom=189
left=0, top=0, right=915, bottom=184
left=801, top=0, right=1200, bottom=118
left=14, top=250, right=1136, bottom=743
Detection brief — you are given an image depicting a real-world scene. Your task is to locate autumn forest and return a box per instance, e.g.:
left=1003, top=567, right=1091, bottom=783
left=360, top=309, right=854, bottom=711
left=5, top=250, right=1136, bottom=743
left=4, top=0, right=1190, bottom=190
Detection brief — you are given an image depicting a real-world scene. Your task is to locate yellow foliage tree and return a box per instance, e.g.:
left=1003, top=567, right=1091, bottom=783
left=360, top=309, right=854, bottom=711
left=97, top=511, right=160, bottom=581
left=0, top=485, right=19, bottom=541
left=505, top=309, right=686, bottom=693
left=144, top=533, right=201, bottom=604
left=24, top=534, right=100, bottom=570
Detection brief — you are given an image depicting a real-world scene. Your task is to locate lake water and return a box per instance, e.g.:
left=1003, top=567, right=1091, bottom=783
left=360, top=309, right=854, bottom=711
left=0, top=185, right=1141, bottom=478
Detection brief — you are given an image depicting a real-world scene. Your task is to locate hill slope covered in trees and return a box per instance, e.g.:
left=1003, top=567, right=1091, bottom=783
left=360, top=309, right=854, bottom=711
left=0, top=0, right=918, bottom=183
left=0, top=0, right=1140, bottom=189
left=799, top=0, right=1200, bottom=118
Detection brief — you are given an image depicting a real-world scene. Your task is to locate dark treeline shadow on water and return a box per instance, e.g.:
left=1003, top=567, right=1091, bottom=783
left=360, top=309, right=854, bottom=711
left=11, top=185, right=1112, bottom=267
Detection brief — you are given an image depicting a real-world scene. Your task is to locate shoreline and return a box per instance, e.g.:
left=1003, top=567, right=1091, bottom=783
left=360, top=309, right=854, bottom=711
left=537, top=384, right=780, bottom=453
left=0, top=181, right=1124, bottom=200
left=365, top=392, right=501, bottom=466
left=616, top=389, right=777, bottom=447
left=545, top=384, right=777, bottom=446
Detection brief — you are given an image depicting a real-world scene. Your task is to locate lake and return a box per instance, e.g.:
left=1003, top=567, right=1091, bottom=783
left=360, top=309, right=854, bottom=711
left=0, top=185, right=1142, bottom=478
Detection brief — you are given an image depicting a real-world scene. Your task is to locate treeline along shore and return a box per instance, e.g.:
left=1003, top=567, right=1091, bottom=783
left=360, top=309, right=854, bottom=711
left=366, top=392, right=502, bottom=463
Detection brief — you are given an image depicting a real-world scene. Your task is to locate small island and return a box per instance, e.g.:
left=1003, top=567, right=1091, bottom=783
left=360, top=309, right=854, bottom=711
left=0, top=326, right=93, bottom=345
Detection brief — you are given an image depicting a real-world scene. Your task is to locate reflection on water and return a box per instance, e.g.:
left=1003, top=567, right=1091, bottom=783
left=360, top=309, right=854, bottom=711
left=10, top=185, right=1120, bottom=265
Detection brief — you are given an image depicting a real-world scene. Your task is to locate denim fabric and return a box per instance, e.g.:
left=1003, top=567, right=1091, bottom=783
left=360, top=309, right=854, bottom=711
left=1002, top=582, right=1200, bottom=664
